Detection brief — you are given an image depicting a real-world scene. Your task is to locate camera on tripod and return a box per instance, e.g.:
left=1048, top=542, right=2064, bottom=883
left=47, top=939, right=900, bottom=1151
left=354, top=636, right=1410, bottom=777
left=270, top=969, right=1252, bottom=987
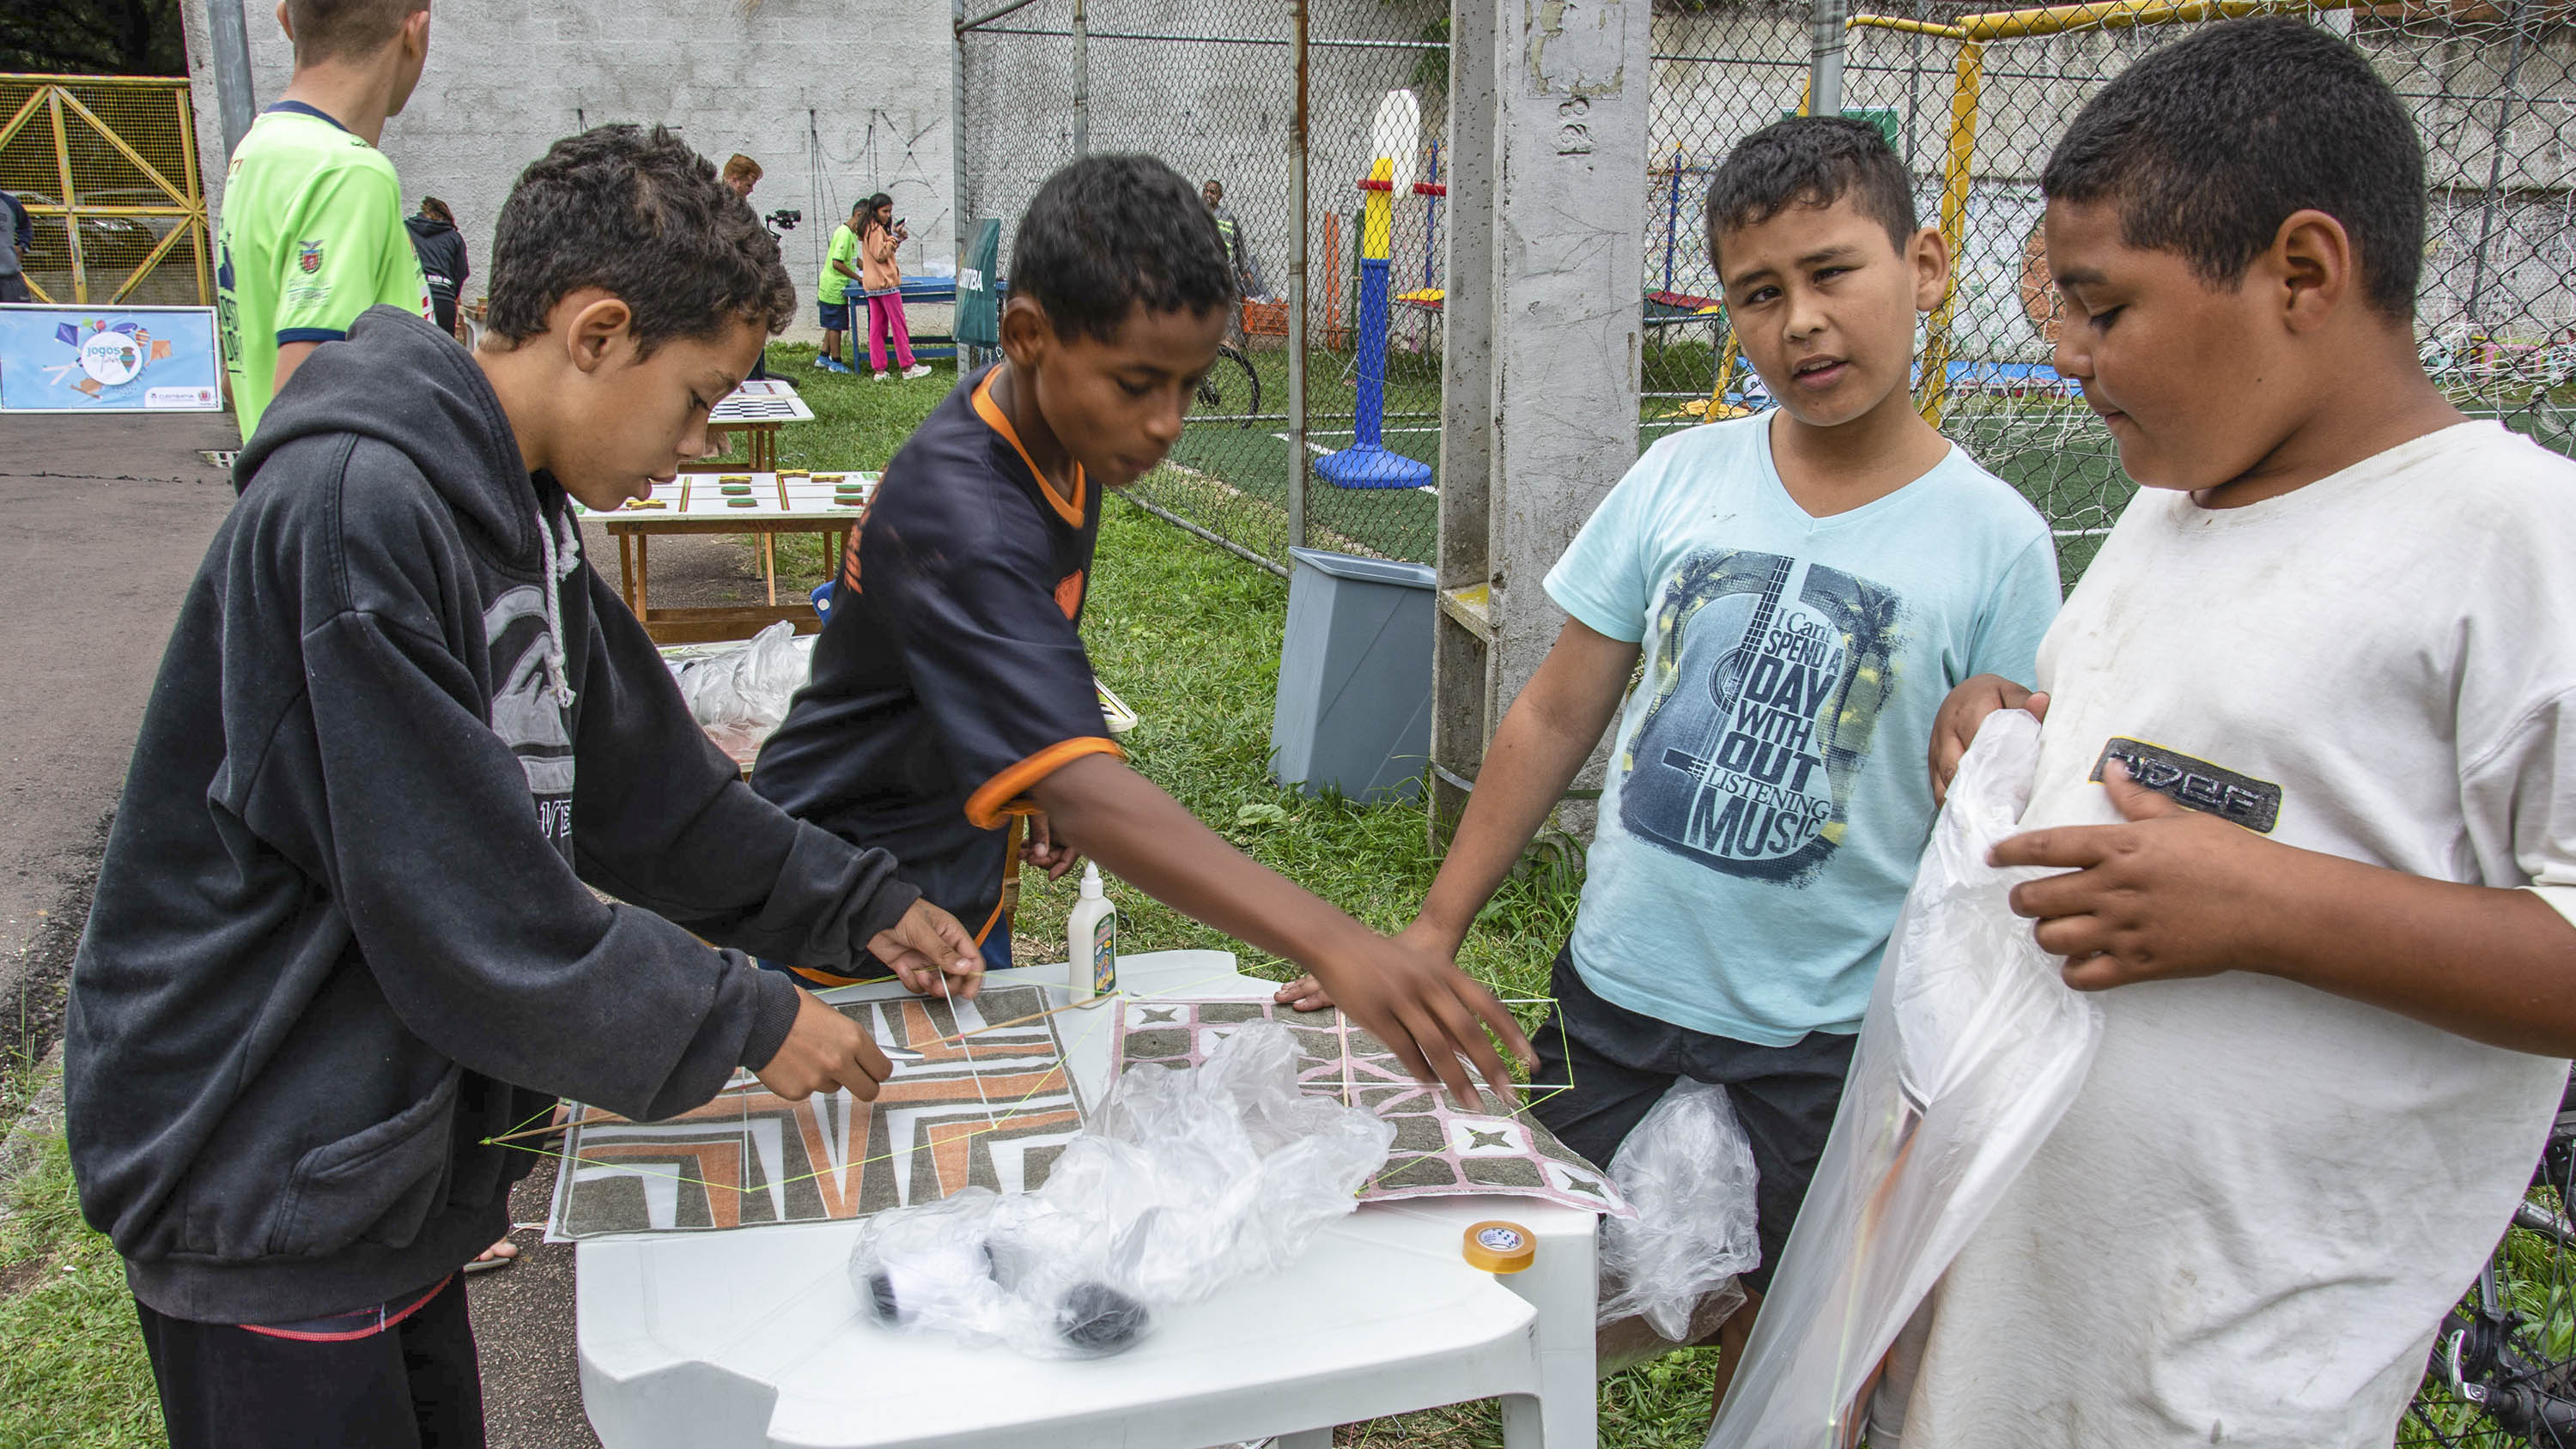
left=763, top=209, right=801, bottom=233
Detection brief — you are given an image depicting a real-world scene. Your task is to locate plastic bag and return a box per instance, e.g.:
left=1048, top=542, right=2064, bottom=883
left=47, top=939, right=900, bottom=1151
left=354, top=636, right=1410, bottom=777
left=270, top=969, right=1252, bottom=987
left=665, top=620, right=814, bottom=731
left=1597, top=1079, right=1760, bottom=1341
left=848, top=1018, right=1394, bottom=1358
left=1707, top=710, right=2100, bottom=1448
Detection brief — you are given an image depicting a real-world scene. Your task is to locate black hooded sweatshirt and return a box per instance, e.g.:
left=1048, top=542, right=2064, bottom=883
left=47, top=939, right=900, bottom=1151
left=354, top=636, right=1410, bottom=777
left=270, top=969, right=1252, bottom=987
left=64, top=305, right=920, bottom=1324
left=404, top=212, right=468, bottom=308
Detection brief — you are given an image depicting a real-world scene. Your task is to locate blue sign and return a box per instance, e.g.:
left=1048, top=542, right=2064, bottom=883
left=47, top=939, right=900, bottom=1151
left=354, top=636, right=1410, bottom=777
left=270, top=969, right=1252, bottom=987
left=0, top=304, right=222, bottom=413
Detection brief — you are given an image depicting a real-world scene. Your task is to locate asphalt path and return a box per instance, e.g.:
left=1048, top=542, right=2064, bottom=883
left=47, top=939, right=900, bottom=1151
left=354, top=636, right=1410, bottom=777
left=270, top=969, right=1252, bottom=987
left=0, top=411, right=596, bottom=1448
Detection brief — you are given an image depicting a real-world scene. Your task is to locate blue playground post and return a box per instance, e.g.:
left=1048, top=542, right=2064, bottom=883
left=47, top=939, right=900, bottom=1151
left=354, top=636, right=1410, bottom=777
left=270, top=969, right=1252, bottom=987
left=1316, top=158, right=1435, bottom=490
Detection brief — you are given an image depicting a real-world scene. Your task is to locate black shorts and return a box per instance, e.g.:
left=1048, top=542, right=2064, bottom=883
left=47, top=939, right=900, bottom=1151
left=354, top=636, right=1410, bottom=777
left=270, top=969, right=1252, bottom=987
left=136, top=1273, right=484, bottom=1448
left=1529, top=944, right=1857, bottom=1295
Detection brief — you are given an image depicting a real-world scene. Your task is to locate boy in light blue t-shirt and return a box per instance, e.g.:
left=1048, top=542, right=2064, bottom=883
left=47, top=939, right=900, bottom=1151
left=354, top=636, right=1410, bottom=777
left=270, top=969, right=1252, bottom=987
left=1279, top=116, right=2059, bottom=1397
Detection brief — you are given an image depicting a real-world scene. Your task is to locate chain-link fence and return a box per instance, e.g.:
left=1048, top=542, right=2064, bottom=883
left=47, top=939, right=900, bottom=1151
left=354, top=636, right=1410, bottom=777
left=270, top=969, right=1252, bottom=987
left=0, top=74, right=209, bottom=306
left=1655, top=0, right=2576, bottom=586
left=966, top=2, right=2576, bottom=590
left=957, top=0, right=1448, bottom=573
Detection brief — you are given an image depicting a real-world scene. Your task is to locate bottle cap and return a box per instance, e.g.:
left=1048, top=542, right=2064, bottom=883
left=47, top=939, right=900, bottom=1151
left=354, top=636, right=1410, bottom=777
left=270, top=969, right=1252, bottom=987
left=1461, top=1220, right=1534, bottom=1274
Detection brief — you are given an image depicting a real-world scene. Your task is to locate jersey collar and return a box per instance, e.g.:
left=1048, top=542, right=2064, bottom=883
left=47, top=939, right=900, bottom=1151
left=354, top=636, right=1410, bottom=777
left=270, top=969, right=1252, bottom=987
left=970, top=368, right=1086, bottom=527
left=262, top=100, right=354, bottom=134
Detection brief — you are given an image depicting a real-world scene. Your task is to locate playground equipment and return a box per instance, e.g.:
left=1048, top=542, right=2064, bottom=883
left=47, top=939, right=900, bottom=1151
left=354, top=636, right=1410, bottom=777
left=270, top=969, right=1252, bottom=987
left=1316, top=91, right=1441, bottom=490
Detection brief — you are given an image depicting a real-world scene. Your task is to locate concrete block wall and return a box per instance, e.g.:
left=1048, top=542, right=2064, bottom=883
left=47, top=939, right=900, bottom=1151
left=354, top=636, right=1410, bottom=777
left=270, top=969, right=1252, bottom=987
left=186, top=0, right=952, bottom=343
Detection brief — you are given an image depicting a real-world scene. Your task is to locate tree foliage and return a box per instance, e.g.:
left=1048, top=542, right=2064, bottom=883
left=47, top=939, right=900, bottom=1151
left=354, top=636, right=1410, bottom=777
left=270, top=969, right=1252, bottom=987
left=1, top=0, right=186, bottom=77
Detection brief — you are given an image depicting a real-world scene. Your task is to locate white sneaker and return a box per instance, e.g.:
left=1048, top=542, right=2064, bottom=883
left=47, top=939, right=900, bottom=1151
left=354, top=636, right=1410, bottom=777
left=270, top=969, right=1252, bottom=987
left=902, top=364, right=933, bottom=379
left=872, top=370, right=894, bottom=382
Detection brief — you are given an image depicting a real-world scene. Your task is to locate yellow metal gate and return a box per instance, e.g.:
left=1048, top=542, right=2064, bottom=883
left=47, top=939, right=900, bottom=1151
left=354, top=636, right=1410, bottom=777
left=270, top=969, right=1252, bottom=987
left=0, top=73, right=209, bottom=306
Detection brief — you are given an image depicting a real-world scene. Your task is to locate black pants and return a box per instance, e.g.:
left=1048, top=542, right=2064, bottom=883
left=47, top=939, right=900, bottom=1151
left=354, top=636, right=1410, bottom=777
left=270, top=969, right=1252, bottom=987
left=137, top=1276, right=486, bottom=1449
left=1529, top=946, right=1857, bottom=1295
left=0, top=272, right=31, bottom=303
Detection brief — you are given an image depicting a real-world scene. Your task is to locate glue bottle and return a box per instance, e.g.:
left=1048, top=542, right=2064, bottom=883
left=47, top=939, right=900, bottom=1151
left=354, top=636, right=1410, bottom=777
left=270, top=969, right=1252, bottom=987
left=1067, top=862, right=1117, bottom=1002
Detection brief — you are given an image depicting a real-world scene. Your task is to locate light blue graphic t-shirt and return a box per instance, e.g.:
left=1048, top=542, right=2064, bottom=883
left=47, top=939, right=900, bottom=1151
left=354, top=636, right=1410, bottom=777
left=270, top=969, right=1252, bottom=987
left=1546, top=412, right=2061, bottom=1045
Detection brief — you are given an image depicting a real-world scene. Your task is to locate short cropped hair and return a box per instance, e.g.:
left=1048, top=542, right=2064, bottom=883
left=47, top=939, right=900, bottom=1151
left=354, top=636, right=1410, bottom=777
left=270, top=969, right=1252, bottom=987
left=284, top=0, right=425, bottom=66
left=1705, top=116, right=1917, bottom=263
left=2042, top=17, right=2424, bottom=318
left=1012, top=155, right=1236, bottom=343
left=722, top=155, right=762, bottom=187
left=484, top=126, right=796, bottom=355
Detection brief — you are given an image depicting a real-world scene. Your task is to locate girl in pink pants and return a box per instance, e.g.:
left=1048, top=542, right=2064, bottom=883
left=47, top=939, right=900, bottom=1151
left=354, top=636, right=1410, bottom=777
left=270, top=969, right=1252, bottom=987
left=859, top=193, right=930, bottom=380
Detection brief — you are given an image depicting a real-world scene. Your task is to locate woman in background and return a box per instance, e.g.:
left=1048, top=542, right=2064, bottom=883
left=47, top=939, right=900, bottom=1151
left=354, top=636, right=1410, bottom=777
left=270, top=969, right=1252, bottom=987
left=404, top=197, right=468, bottom=341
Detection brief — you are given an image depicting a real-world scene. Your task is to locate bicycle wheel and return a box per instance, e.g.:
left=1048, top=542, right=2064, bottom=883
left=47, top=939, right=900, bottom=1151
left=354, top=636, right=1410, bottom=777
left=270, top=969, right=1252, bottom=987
left=1193, top=345, right=1261, bottom=427
left=2404, top=1078, right=2576, bottom=1447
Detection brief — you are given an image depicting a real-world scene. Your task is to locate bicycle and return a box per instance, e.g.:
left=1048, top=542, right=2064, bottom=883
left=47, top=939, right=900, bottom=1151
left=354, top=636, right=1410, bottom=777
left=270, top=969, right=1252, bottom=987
left=2404, top=1072, right=2576, bottom=1446
left=1193, top=343, right=1261, bottom=427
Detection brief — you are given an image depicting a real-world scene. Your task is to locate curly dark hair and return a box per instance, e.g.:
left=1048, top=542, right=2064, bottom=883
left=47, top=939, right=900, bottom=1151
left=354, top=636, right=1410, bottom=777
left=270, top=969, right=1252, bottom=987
left=1012, top=154, right=1236, bottom=343
left=1704, top=115, right=1917, bottom=265
left=2043, top=17, right=2425, bottom=318
left=483, top=125, right=796, bottom=356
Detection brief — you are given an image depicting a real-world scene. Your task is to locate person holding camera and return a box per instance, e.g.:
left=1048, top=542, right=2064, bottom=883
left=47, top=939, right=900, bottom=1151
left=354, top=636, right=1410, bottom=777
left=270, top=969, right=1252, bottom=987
left=858, top=192, right=928, bottom=381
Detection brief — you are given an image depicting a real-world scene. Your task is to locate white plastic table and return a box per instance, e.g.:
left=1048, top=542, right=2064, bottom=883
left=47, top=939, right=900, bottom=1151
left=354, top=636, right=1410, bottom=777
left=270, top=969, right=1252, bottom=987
left=577, top=949, right=1601, bottom=1449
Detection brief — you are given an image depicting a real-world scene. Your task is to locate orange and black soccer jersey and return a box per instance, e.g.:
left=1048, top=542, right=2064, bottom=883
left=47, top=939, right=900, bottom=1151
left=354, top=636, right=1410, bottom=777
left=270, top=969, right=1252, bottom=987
left=750, top=365, right=1121, bottom=978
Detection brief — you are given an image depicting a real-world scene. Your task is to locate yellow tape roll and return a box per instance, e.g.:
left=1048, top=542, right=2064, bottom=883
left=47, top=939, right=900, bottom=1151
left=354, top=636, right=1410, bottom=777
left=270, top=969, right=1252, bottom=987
left=1461, top=1220, right=1535, bottom=1275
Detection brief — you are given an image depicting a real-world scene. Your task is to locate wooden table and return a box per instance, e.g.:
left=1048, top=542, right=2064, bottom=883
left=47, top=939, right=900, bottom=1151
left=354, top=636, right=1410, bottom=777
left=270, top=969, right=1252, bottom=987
left=681, top=380, right=816, bottom=475
left=580, top=470, right=876, bottom=645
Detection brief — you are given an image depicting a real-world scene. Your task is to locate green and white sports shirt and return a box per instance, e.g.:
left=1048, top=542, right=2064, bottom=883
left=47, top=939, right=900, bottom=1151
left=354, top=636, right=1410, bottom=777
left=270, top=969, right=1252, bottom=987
left=216, top=102, right=429, bottom=439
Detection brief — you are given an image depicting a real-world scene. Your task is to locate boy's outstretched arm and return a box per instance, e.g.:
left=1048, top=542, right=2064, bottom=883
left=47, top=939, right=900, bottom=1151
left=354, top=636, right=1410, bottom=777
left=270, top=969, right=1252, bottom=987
left=1276, top=617, right=1639, bottom=1009
left=1996, top=762, right=2576, bottom=1056
left=1030, top=754, right=1535, bottom=1107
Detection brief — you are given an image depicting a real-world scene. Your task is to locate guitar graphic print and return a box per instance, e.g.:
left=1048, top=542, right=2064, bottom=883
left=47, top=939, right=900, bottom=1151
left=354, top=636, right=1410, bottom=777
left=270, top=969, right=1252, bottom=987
left=1620, top=549, right=1851, bottom=880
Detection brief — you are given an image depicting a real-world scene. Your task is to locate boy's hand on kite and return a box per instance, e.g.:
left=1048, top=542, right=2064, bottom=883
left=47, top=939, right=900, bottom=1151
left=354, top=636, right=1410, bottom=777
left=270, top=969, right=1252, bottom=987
left=1279, top=915, right=1463, bottom=1013
left=757, top=988, right=896, bottom=1100
left=870, top=898, right=983, bottom=1000
left=1020, top=812, right=1081, bottom=881
left=1991, top=760, right=2278, bottom=991
left=1273, top=972, right=1333, bottom=1011
left=1929, top=676, right=2048, bottom=806
left=1310, top=931, right=1533, bottom=1112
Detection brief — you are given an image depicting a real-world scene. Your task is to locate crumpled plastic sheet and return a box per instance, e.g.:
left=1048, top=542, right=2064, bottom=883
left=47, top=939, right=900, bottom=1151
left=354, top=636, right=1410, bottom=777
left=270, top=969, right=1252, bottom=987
left=1707, top=709, right=2102, bottom=1448
left=1597, top=1077, right=1761, bottom=1342
left=665, top=620, right=815, bottom=731
left=848, top=1018, right=1396, bottom=1358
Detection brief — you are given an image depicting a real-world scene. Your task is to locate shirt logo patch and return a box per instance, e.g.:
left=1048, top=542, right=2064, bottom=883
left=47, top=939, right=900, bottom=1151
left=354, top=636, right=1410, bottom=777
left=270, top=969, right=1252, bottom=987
left=2090, top=737, right=2281, bottom=834
left=297, top=239, right=324, bottom=274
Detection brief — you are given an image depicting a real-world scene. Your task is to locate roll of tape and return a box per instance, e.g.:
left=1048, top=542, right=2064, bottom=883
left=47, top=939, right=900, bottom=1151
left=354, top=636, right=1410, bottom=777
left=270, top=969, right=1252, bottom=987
left=1461, top=1220, right=1535, bottom=1274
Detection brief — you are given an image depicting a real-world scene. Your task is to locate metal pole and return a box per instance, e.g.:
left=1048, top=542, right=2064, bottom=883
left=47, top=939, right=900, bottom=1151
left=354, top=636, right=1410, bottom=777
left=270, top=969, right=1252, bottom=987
left=207, top=0, right=257, bottom=157
left=952, top=0, right=975, bottom=368
left=1286, top=0, right=1309, bottom=554
left=2464, top=0, right=2530, bottom=337
left=1071, top=0, right=1091, bottom=159
left=1809, top=0, right=1850, bottom=118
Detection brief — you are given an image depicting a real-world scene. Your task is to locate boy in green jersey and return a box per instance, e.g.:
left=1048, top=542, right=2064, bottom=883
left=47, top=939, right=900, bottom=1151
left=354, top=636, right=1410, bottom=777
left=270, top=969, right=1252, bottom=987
left=215, top=0, right=434, bottom=440
left=814, top=199, right=865, bottom=373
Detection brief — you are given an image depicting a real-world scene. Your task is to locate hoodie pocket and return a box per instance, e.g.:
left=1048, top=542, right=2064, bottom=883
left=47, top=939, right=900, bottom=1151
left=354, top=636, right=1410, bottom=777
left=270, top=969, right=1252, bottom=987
left=266, top=1064, right=463, bottom=1258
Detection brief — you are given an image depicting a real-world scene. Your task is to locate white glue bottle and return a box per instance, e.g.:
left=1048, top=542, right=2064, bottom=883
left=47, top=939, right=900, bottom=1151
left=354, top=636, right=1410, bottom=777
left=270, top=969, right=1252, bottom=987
left=1066, top=862, right=1118, bottom=1002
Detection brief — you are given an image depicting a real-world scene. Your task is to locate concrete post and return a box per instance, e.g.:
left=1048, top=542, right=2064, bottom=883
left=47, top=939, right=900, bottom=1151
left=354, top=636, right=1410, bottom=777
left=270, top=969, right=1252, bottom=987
left=1430, top=0, right=1649, bottom=840
left=1428, top=0, right=1500, bottom=836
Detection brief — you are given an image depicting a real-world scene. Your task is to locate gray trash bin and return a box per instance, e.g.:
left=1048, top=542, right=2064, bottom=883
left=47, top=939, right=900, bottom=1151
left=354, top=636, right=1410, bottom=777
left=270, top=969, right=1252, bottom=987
left=1270, top=547, right=1436, bottom=803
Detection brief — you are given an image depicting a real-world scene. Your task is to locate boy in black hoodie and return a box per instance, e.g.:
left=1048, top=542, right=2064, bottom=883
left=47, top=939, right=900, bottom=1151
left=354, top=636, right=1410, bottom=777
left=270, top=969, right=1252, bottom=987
left=64, top=124, right=979, bottom=1449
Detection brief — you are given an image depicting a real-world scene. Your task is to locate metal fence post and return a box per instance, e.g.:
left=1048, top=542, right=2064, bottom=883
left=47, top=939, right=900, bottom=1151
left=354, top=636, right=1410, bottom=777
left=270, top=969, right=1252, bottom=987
left=952, top=0, right=972, bottom=362
left=206, top=0, right=256, bottom=157
left=2464, top=0, right=2530, bottom=336
left=1071, top=0, right=1091, bottom=160
left=1287, top=0, right=1309, bottom=555
left=1809, top=0, right=1850, bottom=120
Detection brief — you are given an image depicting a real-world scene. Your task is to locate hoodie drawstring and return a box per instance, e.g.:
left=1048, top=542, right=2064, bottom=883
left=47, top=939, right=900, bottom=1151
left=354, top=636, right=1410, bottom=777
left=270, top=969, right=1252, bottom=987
left=536, top=504, right=582, bottom=708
